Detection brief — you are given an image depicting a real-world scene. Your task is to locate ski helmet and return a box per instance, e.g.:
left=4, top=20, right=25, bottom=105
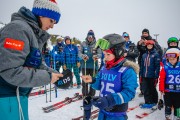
left=165, top=48, right=180, bottom=59
left=101, top=33, right=126, bottom=59
left=167, top=37, right=179, bottom=48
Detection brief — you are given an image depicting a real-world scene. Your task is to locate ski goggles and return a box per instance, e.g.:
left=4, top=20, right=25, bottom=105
left=145, top=40, right=155, bottom=45
left=95, top=38, right=110, bottom=50
left=165, top=53, right=179, bottom=58
left=88, top=35, right=93, bottom=39
left=168, top=37, right=179, bottom=43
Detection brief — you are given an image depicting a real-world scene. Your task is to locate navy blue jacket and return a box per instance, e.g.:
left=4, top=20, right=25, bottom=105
left=140, top=49, right=160, bottom=78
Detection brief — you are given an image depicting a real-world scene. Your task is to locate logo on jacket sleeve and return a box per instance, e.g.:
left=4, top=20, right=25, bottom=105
left=4, top=38, right=24, bottom=51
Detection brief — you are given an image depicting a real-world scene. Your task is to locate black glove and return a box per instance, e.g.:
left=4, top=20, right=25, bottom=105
left=158, top=99, right=164, bottom=110
left=91, top=94, right=116, bottom=110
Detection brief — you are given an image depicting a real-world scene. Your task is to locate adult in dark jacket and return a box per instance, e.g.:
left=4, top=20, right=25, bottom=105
left=0, top=0, right=63, bottom=120
left=123, top=32, right=138, bottom=62
left=137, top=28, right=162, bottom=96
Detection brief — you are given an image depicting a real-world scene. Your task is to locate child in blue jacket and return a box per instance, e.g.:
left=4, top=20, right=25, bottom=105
left=140, top=40, right=160, bottom=108
left=81, top=34, right=139, bottom=120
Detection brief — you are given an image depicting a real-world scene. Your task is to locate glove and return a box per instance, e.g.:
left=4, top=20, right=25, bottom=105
left=82, top=54, right=89, bottom=61
left=63, top=65, right=67, bottom=70
left=92, top=55, right=98, bottom=61
left=91, top=94, right=116, bottom=110
left=158, top=99, right=164, bottom=110
left=77, top=62, right=81, bottom=68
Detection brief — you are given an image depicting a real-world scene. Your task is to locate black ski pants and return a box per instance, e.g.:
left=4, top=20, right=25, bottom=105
left=142, top=78, right=158, bottom=104
left=164, top=92, right=180, bottom=116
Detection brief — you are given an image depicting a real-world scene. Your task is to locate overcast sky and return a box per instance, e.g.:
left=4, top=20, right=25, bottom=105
left=0, top=0, right=180, bottom=48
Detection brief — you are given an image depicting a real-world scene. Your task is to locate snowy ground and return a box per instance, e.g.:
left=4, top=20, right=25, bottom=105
left=29, top=80, right=167, bottom=120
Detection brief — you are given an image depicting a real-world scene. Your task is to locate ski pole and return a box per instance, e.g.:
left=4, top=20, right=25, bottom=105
left=84, top=59, right=87, bottom=97
left=45, top=85, right=48, bottom=103
left=93, top=59, right=96, bottom=77
left=53, top=53, right=58, bottom=98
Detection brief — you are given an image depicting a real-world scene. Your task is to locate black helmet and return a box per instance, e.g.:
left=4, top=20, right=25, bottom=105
left=103, top=33, right=126, bottom=59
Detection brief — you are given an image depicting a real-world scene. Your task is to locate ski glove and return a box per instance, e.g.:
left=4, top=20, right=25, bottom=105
left=92, top=55, right=98, bottom=61
left=91, top=94, right=116, bottom=110
left=82, top=54, right=89, bottom=61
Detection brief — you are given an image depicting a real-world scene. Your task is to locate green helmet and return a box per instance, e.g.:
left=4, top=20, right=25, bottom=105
left=168, top=37, right=179, bottom=43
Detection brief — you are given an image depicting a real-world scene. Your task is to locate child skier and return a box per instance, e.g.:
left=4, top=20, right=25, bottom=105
left=140, top=40, right=160, bottom=108
left=159, top=48, right=180, bottom=120
left=81, top=33, right=139, bottom=120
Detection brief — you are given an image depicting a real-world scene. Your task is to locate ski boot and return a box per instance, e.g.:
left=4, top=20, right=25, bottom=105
left=140, top=103, right=156, bottom=109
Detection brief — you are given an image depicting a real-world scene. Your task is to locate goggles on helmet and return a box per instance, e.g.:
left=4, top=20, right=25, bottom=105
left=88, top=35, right=93, bottom=39
left=168, top=37, right=179, bottom=43
left=166, top=53, right=179, bottom=58
left=95, top=38, right=110, bottom=50
left=145, top=40, right=155, bottom=45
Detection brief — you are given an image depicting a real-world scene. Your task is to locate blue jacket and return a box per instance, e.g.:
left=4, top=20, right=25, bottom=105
left=91, top=60, right=138, bottom=109
left=63, top=44, right=79, bottom=64
left=140, top=49, right=160, bottom=78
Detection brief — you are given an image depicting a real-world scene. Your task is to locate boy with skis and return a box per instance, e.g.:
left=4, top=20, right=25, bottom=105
left=81, top=33, right=139, bottom=120
left=140, top=40, right=160, bottom=108
left=159, top=48, right=180, bottom=120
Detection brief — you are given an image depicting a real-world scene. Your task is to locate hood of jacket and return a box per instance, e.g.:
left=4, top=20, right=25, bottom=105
left=11, top=7, right=50, bottom=45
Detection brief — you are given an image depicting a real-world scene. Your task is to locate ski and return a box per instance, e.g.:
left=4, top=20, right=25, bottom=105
left=136, top=107, right=157, bottom=119
left=29, top=88, right=54, bottom=96
left=72, top=105, right=140, bottom=120
left=72, top=109, right=99, bottom=120
left=127, top=105, right=139, bottom=112
left=42, top=93, right=79, bottom=110
left=44, top=94, right=83, bottom=113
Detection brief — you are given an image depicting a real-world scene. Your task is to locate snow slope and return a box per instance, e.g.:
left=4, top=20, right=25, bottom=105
left=29, top=78, right=167, bottom=120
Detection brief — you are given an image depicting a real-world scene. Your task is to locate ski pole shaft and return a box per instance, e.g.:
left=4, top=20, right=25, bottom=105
left=45, top=85, right=48, bottom=103
left=49, top=83, right=52, bottom=102
left=93, top=60, right=96, bottom=77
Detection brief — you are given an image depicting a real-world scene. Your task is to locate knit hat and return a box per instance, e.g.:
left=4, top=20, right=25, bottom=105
left=64, top=36, right=71, bottom=44
left=87, top=30, right=95, bottom=37
left=142, top=28, right=149, bottom=34
left=32, top=0, right=61, bottom=24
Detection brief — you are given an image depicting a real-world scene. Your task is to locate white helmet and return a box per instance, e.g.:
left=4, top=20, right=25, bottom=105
left=165, top=48, right=180, bottom=58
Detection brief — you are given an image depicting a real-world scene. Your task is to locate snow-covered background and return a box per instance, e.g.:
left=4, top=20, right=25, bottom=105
left=28, top=77, right=170, bottom=120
